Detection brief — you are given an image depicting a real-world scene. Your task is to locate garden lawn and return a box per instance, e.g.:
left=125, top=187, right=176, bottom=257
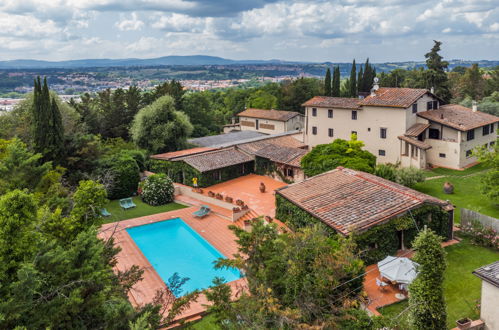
left=101, top=196, right=187, bottom=223
left=414, top=170, right=498, bottom=222
left=187, top=314, right=219, bottom=329
left=379, top=240, right=499, bottom=329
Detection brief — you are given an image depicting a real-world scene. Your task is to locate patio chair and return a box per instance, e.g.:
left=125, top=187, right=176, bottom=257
left=100, top=208, right=111, bottom=217
left=376, top=277, right=389, bottom=292
left=119, top=197, right=136, bottom=210
left=193, top=205, right=211, bottom=218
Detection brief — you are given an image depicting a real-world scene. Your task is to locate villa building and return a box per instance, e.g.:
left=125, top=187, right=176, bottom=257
left=151, top=133, right=308, bottom=186
left=303, top=88, right=498, bottom=169
left=235, top=108, right=304, bottom=135
left=473, top=261, right=499, bottom=330
left=276, top=167, right=454, bottom=263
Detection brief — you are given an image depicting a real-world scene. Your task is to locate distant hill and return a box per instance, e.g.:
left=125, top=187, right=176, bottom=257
left=0, top=55, right=306, bottom=69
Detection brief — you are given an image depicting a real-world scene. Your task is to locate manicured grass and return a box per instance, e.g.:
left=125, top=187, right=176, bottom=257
left=187, top=314, right=219, bottom=329
left=423, top=163, right=490, bottom=177
left=380, top=240, right=499, bottom=329
left=101, top=196, right=187, bottom=223
left=414, top=171, right=498, bottom=222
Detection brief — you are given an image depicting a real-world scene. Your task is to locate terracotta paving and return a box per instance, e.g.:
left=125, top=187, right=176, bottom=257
left=364, top=239, right=461, bottom=315
left=174, top=194, right=233, bottom=220
left=205, top=174, right=287, bottom=217
left=99, top=207, right=247, bottom=323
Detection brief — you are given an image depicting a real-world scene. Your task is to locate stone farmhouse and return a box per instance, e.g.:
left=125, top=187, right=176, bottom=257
left=303, top=87, right=498, bottom=169
left=223, top=108, right=304, bottom=134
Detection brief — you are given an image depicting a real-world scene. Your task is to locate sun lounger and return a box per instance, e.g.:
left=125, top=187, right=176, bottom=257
left=100, top=208, right=111, bottom=217
left=119, top=197, right=136, bottom=210
left=193, top=205, right=211, bottom=218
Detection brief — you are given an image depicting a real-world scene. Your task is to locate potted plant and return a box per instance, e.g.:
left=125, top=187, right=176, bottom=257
left=456, top=318, right=472, bottom=329
left=208, top=191, right=215, bottom=197
left=265, top=215, right=273, bottom=223
left=215, top=193, right=223, bottom=200
left=236, top=199, right=244, bottom=206
left=232, top=207, right=241, bottom=212
left=225, top=196, right=233, bottom=203
left=259, top=182, right=266, bottom=193
left=241, top=204, right=249, bottom=210
left=443, top=181, right=454, bottom=194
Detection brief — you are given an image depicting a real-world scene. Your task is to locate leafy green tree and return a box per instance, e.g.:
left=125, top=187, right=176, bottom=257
left=409, top=228, right=447, bottom=330
left=281, top=77, right=323, bottom=112
left=32, top=77, right=64, bottom=162
left=68, top=180, right=108, bottom=234
left=0, top=139, right=51, bottom=194
left=150, top=80, right=185, bottom=109
left=181, top=92, right=218, bottom=137
left=456, top=64, right=486, bottom=100
left=247, top=90, right=278, bottom=109
left=375, top=164, right=425, bottom=188
left=301, top=136, right=376, bottom=177
left=207, top=220, right=366, bottom=328
left=425, top=40, right=452, bottom=103
left=324, top=68, right=332, bottom=96
left=349, top=59, right=357, bottom=98
left=130, top=95, right=193, bottom=153
left=476, top=140, right=499, bottom=203
left=332, top=66, right=341, bottom=97
left=100, top=152, right=141, bottom=199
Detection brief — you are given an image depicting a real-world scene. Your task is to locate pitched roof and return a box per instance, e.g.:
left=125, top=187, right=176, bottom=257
left=302, top=96, right=360, bottom=109
left=254, top=144, right=308, bottom=168
left=237, top=108, right=301, bottom=122
left=150, top=147, right=216, bottom=160
left=405, top=123, right=430, bottom=137
left=181, top=147, right=254, bottom=172
left=398, top=135, right=432, bottom=150
left=473, top=261, right=499, bottom=289
left=417, top=104, right=499, bottom=131
left=276, top=167, right=451, bottom=235
left=358, top=88, right=429, bottom=108
left=188, top=130, right=266, bottom=147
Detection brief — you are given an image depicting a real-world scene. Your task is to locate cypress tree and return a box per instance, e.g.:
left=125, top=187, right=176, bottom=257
left=324, top=68, right=332, bottom=96
left=32, top=77, right=64, bottom=162
left=332, top=66, right=341, bottom=97
left=349, top=60, right=357, bottom=98
left=357, top=66, right=363, bottom=94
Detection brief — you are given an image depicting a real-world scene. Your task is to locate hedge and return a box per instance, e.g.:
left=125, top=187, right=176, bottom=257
left=275, top=195, right=452, bottom=264
left=149, top=159, right=254, bottom=187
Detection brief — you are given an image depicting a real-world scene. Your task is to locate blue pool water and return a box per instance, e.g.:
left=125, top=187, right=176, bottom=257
left=126, top=218, right=241, bottom=296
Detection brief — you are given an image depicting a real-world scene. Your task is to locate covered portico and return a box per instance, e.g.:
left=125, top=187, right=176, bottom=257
left=398, top=123, right=432, bottom=169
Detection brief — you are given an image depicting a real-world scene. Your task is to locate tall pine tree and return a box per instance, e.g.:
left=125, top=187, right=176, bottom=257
left=332, top=66, right=341, bottom=97
left=324, top=68, right=332, bottom=96
left=349, top=60, right=357, bottom=98
left=425, top=40, right=451, bottom=103
left=32, top=77, right=64, bottom=163
left=357, top=66, right=364, bottom=94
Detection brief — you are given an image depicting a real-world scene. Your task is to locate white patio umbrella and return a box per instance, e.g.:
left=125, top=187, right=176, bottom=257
left=377, top=256, right=419, bottom=284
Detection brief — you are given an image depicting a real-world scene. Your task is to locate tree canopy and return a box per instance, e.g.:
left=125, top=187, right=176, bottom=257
left=300, top=135, right=377, bottom=177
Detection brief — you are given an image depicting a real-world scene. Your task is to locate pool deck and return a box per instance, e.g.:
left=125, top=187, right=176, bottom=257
left=99, top=206, right=247, bottom=324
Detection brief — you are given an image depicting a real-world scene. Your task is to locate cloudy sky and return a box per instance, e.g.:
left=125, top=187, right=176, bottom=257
left=0, top=0, right=497, bottom=62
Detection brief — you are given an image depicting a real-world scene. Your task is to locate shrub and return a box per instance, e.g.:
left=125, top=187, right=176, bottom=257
left=121, top=149, right=147, bottom=171
left=460, top=220, right=498, bottom=250
left=140, top=174, right=174, bottom=206
left=107, top=155, right=140, bottom=199
left=395, top=167, right=425, bottom=188
left=374, top=164, right=397, bottom=182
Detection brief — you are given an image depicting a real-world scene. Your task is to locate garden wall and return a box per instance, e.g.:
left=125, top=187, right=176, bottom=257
left=461, top=208, right=499, bottom=232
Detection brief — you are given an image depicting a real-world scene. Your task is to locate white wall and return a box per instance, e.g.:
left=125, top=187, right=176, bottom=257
left=481, top=281, right=499, bottom=330
left=239, top=116, right=285, bottom=134
left=459, top=126, right=497, bottom=168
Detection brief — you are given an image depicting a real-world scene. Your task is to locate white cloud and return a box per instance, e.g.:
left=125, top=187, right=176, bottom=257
left=115, top=12, right=144, bottom=31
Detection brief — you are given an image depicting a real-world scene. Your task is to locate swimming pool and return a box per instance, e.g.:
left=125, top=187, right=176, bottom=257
left=126, top=218, right=241, bottom=296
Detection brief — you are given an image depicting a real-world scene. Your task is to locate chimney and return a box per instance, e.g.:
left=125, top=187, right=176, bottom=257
left=370, top=77, right=379, bottom=97
left=440, top=113, right=444, bottom=119
left=472, top=100, right=478, bottom=112
left=430, top=87, right=435, bottom=94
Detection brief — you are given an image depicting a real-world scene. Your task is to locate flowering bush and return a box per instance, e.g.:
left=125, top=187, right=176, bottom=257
left=139, top=174, right=174, bottom=206
left=460, top=220, right=499, bottom=250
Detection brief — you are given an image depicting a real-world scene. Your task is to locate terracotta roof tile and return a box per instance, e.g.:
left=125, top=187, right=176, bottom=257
left=276, top=167, right=451, bottom=235
left=358, top=88, right=429, bottom=108
left=302, top=96, right=360, bottom=109
left=405, top=123, right=430, bottom=137
left=237, top=108, right=301, bottom=121
left=150, top=147, right=216, bottom=160
left=180, top=147, right=254, bottom=172
left=417, top=104, right=499, bottom=131
left=237, top=135, right=307, bottom=154
left=397, top=135, right=432, bottom=150
left=254, top=144, right=308, bottom=168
